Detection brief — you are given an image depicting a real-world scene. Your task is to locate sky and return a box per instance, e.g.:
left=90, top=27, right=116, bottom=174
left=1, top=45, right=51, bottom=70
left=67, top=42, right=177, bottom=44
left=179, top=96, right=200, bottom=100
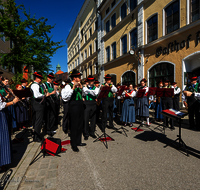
left=15, top=0, right=85, bottom=73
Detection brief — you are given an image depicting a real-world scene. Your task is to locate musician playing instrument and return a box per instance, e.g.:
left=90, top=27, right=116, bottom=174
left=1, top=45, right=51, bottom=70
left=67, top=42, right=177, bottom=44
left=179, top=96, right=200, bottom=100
left=83, top=75, right=99, bottom=140
left=120, top=84, right=136, bottom=127
left=136, top=78, right=150, bottom=125
left=171, top=82, right=181, bottom=111
left=101, top=74, right=117, bottom=130
left=42, top=73, right=57, bottom=136
left=182, top=75, right=200, bottom=130
left=62, top=69, right=86, bottom=152
left=21, top=78, right=27, bottom=89
left=162, top=79, right=175, bottom=130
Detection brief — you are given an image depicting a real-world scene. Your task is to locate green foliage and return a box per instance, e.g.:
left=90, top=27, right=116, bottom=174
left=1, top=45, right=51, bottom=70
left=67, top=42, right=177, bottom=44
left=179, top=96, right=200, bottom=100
left=0, top=0, right=64, bottom=74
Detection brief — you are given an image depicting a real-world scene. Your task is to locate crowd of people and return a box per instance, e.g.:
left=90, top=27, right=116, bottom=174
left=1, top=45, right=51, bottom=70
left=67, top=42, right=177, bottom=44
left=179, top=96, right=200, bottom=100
left=0, top=69, right=200, bottom=171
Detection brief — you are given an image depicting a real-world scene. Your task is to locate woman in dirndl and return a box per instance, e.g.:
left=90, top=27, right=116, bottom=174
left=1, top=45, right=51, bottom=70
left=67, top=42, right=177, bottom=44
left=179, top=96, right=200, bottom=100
left=136, top=78, right=150, bottom=125
left=155, top=81, right=164, bottom=121
left=0, top=93, right=19, bottom=172
left=120, top=84, right=136, bottom=127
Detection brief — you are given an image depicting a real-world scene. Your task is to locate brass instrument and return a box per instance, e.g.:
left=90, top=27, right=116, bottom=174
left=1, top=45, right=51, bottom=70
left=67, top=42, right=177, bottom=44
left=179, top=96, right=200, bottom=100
left=27, top=79, right=34, bottom=88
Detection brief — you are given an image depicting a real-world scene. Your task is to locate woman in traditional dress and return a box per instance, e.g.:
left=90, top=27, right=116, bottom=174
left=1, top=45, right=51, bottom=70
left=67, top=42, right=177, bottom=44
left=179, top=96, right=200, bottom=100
left=136, top=78, right=150, bottom=125
left=155, top=81, right=164, bottom=122
left=120, top=84, right=136, bottom=127
left=0, top=93, right=19, bottom=172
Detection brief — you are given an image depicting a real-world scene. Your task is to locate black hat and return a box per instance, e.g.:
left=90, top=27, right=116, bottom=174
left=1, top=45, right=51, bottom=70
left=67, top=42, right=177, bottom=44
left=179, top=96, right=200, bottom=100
left=0, top=71, right=3, bottom=74
left=172, top=82, right=177, bottom=85
left=21, top=78, right=27, bottom=83
left=47, top=72, right=55, bottom=79
left=69, top=69, right=82, bottom=78
left=104, top=74, right=112, bottom=79
left=33, top=72, right=44, bottom=79
left=116, top=83, right=120, bottom=87
left=94, top=80, right=100, bottom=84
left=190, top=74, right=197, bottom=81
left=84, top=79, right=88, bottom=82
left=87, top=75, right=95, bottom=81
left=140, top=78, right=147, bottom=83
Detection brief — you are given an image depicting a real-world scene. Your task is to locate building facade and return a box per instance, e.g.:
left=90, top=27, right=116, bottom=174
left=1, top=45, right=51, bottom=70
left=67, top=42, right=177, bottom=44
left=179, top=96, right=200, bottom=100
left=67, top=0, right=200, bottom=90
left=66, top=0, right=98, bottom=81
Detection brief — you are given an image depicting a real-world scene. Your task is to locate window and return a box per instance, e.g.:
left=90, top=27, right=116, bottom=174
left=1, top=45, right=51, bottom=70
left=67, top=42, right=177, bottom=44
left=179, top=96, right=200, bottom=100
left=130, top=29, right=137, bottom=49
left=85, top=34, right=87, bottom=43
left=75, top=60, right=77, bottom=67
left=95, top=62, right=98, bottom=74
left=89, top=44, right=92, bottom=56
left=77, top=58, right=79, bottom=65
left=106, top=7, right=110, bottom=15
left=111, top=13, right=116, bottom=29
left=85, top=69, right=87, bottom=78
left=165, top=1, right=179, bottom=34
left=89, top=28, right=92, bottom=37
left=121, top=35, right=127, bottom=55
left=85, top=50, right=87, bottom=60
left=149, top=63, right=174, bottom=87
left=95, top=39, right=98, bottom=52
left=112, top=42, right=116, bottom=60
left=106, top=46, right=110, bottom=62
left=81, top=53, right=83, bottom=62
left=122, top=71, right=135, bottom=86
left=147, top=15, right=158, bottom=43
left=95, top=20, right=98, bottom=31
left=121, top=3, right=127, bottom=20
left=111, top=0, right=116, bottom=8
left=130, top=0, right=137, bottom=12
left=90, top=65, right=92, bottom=75
left=106, top=20, right=110, bottom=33
left=191, top=0, right=200, bottom=22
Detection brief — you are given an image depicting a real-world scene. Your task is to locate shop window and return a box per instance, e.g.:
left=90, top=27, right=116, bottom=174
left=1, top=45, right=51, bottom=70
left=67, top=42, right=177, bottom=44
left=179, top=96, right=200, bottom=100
left=165, top=0, right=179, bottom=34
left=191, top=0, right=200, bottom=22
left=106, top=46, right=110, bottom=62
left=149, top=63, right=174, bottom=87
left=111, top=13, right=116, bottom=29
left=122, top=71, right=135, bottom=86
left=130, top=0, right=137, bottom=12
left=121, top=35, right=127, bottom=55
left=147, top=15, right=158, bottom=43
left=112, top=42, right=116, bottom=60
left=106, top=20, right=110, bottom=33
left=121, top=3, right=127, bottom=20
left=130, top=28, right=137, bottom=49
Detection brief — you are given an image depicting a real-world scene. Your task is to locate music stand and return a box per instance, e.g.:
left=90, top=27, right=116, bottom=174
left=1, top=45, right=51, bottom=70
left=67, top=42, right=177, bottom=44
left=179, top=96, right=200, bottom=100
left=161, top=109, right=188, bottom=156
left=94, top=86, right=115, bottom=149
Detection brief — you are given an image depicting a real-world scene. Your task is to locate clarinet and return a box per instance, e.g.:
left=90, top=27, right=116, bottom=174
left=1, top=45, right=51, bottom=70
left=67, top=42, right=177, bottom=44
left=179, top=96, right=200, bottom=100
left=0, top=80, right=29, bottom=110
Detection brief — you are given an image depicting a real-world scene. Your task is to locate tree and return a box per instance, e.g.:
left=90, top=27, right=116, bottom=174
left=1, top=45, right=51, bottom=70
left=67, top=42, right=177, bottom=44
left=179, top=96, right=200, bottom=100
left=0, top=0, right=64, bottom=73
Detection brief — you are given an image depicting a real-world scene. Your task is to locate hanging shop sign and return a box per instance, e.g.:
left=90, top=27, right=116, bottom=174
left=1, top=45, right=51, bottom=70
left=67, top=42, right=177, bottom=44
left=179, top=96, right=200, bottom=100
left=156, top=31, right=200, bottom=56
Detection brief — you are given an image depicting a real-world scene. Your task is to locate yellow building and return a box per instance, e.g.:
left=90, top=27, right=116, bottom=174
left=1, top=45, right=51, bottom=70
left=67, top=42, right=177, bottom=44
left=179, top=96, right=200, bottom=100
left=66, top=0, right=98, bottom=81
left=67, top=0, right=200, bottom=91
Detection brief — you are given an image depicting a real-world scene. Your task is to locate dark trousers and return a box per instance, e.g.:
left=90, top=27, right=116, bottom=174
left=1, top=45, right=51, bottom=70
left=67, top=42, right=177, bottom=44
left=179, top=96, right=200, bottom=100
left=84, top=101, right=96, bottom=137
left=31, top=98, right=45, bottom=139
left=162, top=97, right=174, bottom=128
left=69, top=101, right=84, bottom=147
left=44, top=97, right=57, bottom=134
left=173, top=97, right=180, bottom=111
left=188, top=100, right=200, bottom=129
left=102, top=97, right=114, bottom=130
left=62, top=101, right=69, bottom=133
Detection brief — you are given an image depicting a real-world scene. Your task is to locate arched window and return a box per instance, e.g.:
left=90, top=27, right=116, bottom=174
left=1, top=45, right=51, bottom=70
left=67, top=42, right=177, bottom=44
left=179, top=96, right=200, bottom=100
left=149, top=62, right=174, bottom=87
left=121, top=71, right=135, bottom=86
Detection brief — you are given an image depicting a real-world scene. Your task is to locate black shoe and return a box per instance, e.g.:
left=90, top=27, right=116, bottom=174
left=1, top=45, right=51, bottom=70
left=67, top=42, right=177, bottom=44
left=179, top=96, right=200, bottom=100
left=84, top=136, right=88, bottom=140
left=107, top=125, right=117, bottom=130
left=72, top=146, right=79, bottom=152
left=90, top=134, right=97, bottom=138
left=33, top=138, right=42, bottom=143
left=77, top=143, right=86, bottom=146
left=170, top=126, right=175, bottom=130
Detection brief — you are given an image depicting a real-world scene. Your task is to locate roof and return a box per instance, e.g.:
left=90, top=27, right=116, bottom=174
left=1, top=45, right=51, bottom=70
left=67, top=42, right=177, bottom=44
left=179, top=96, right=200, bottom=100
left=55, top=70, right=64, bottom=75
left=56, top=63, right=61, bottom=68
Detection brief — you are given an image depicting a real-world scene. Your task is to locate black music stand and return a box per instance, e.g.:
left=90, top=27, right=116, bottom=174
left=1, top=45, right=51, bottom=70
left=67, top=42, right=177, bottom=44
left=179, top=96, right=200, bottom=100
left=161, top=109, right=189, bottom=156
left=94, top=86, right=115, bottom=149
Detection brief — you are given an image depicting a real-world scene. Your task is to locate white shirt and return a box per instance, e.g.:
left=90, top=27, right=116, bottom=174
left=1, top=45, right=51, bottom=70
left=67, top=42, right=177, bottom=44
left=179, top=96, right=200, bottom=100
left=31, top=82, right=44, bottom=99
left=172, top=86, right=181, bottom=95
left=111, top=85, right=117, bottom=93
left=0, top=97, right=6, bottom=111
left=61, top=83, right=73, bottom=102
left=83, top=85, right=99, bottom=96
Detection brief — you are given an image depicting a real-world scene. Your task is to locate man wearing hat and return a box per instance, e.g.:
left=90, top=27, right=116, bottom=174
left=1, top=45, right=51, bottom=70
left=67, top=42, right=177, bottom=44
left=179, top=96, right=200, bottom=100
left=42, top=72, right=57, bottom=136
left=162, top=79, right=174, bottom=130
left=21, top=78, right=27, bottom=89
left=31, top=72, right=47, bottom=142
left=171, top=82, right=181, bottom=111
left=62, top=69, right=86, bottom=152
left=183, top=75, right=200, bottom=130
left=101, top=74, right=117, bottom=130
left=83, top=75, right=99, bottom=140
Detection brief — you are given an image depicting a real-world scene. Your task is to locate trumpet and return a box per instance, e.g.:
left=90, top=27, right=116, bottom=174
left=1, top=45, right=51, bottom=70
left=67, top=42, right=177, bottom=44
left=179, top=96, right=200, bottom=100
left=27, top=79, right=34, bottom=88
